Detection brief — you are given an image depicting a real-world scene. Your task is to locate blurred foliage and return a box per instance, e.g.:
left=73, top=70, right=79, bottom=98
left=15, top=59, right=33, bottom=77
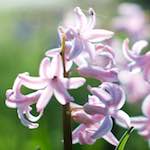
left=0, top=1, right=150, bottom=150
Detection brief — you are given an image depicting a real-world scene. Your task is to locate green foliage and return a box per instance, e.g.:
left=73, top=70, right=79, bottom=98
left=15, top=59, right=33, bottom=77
left=115, top=127, right=134, bottom=150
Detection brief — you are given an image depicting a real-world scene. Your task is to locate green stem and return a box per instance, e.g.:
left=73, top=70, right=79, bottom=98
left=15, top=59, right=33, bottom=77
left=61, top=32, right=72, bottom=150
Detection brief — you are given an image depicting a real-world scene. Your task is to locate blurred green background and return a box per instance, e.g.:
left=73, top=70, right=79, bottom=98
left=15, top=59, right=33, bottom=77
left=0, top=0, right=150, bottom=150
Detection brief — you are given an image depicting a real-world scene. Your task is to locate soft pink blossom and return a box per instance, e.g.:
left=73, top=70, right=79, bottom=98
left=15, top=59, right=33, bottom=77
left=131, top=95, right=150, bottom=140
left=123, top=39, right=150, bottom=83
left=17, top=56, right=86, bottom=112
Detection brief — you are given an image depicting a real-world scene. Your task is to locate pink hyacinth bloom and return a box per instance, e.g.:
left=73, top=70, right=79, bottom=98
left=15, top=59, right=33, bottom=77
left=118, top=70, right=150, bottom=103
left=131, top=95, right=150, bottom=140
left=123, top=39, right=150, bottom=83
left=18, top=55, right=86, bottom=112
left=113, top=3, right=149, bottom=40
left=71, top=103, right=119, bottom=145
left=6, top=73, right=43, bottom=129
left=76, top=45, right=118, bottom=82
left=64, top=7, right=114, bottom=60
left=84, top=82, right=130, bottom=139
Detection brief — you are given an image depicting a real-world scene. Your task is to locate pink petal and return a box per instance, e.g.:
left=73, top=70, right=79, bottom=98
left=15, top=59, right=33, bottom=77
left=123, top=39, right=138, bottom=61
left=103, top=132, right=119, bottom=146
left=36, top=86, right=53, bottom=112
left=112, top=110, right=131, bottom=128
left=131, top=116, right=147, bottom=129
left=63, top=77, right=86, bottom=89
left=84, top=103, right=106, bottom=115
left=54, top=81, right=74, bottom=105
left=142, top=94, right=150, bottom=117
left=68, top=38, right=84, bottom=60
left=50, top=55, right=64, bottom=78
left=39, top=57, right=51, bottom=78
left=17, top=109, right=39, bottom=129
left=19, top=74, right=47, bottom=90
left=86, top=8, right=96, bottom=30
left=74, top=7, right=87, bottom=30
left=85, top=29, right=114, bottom=42
left=84, top=42, right=96, bottom=60
left=72, top=124, right=85, bottom=144
left=100, top=83, right=126, bottom=109
left=78, top=66, right=118, bottom=82
left=45, top=48, right=60, bottom=57
left=132, top=40, right=148, bottom=54
left=143, top=64, right=150, bottom=83
left=92, top=116, right=113, bottom=139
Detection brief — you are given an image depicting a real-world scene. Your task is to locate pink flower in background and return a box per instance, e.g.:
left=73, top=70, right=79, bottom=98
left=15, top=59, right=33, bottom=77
left=84, top=82, right=130, bottom=139
left=71, top=103, right=119, bottom=145
left=6, top=73, right=43, bottom=129
left=123, top=39, right=150, bottom=83
left=118, top=70, right=150, bottom=103
left=113, top=3, right=149, bottom=40
left=131, top=95, right=150, bottom=140
left=18, top=56, right=85, bottom=112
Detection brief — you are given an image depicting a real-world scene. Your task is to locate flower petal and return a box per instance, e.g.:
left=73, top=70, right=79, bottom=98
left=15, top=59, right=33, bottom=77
left=18, top=74, right=47, bottom=90
left=84, top=103, right=106, bottom=115
left=74, top=7, right=87, bottom=30
left=103, top=132, right=119, bottom=146
left=17, top=109, right=39, bottom=129
left=54, top=81, right=74, bottom=105
left=86, top=29, right=114, bottom=42
left=132, top=40, right=148, bottom=54
left=68, top=38, right=84, bottom=60
left=63, top=77, right=86, bottom=89
left=112, top=110, right=131, bottom=128
left=92, top=116, right=113, bottom=139
left=78, top=66, right=118, bottom=82
left=45, top=48, right=60, bottom=57
left=36, top=87, right=53, bottom=112
left=142, top=94, right=150, bottom=117
left=39, top=57, right=51, bottom=78
left=50, top=55, right=64, bottom=78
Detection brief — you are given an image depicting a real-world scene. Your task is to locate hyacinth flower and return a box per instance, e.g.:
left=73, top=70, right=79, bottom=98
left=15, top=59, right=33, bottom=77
left=113, top=3, right=149, bottom=40
left=70, top=103, right=119, bottom=145
left=84, top=82, right=130, bottom=139
left=64, top=7, right=114, bottom=60
left=5, top=73, right=43, bottom=129
left=15, top=55, right=85, bottom=113
left=77, top=44, right=119, bottom=82
left=131, top=95, right=150, bottom=142
left=123, top=39, right=150, bottom=83
left=118, top=70, right=150, bottom=103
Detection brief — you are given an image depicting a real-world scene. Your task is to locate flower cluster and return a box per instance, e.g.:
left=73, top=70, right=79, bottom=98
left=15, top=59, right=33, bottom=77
left=5, top=6, right=150, bottom=147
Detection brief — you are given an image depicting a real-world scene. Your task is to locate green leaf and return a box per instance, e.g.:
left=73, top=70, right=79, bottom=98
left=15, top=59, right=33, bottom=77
left=115, top=127, right=134, bottom=150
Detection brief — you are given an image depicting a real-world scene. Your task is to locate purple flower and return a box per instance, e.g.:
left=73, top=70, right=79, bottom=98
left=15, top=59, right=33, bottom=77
left=76, top=45, right=118, bottom=82
left=71, top=103, right=119, bottom=145
left=123, top=39, right=150, bottom=83
left=131, top=94, right=150, bottom=140
left=113, top=3, right=149, bottom=40
left=65, top=7, right=114, bottom=60
left=119, top=70, right=150, bottom=103
left=84, top=82, right=130, bottom=139
left=6, top=73, right=43, bottom=129
left=16, top=55, right=86, bottom=112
